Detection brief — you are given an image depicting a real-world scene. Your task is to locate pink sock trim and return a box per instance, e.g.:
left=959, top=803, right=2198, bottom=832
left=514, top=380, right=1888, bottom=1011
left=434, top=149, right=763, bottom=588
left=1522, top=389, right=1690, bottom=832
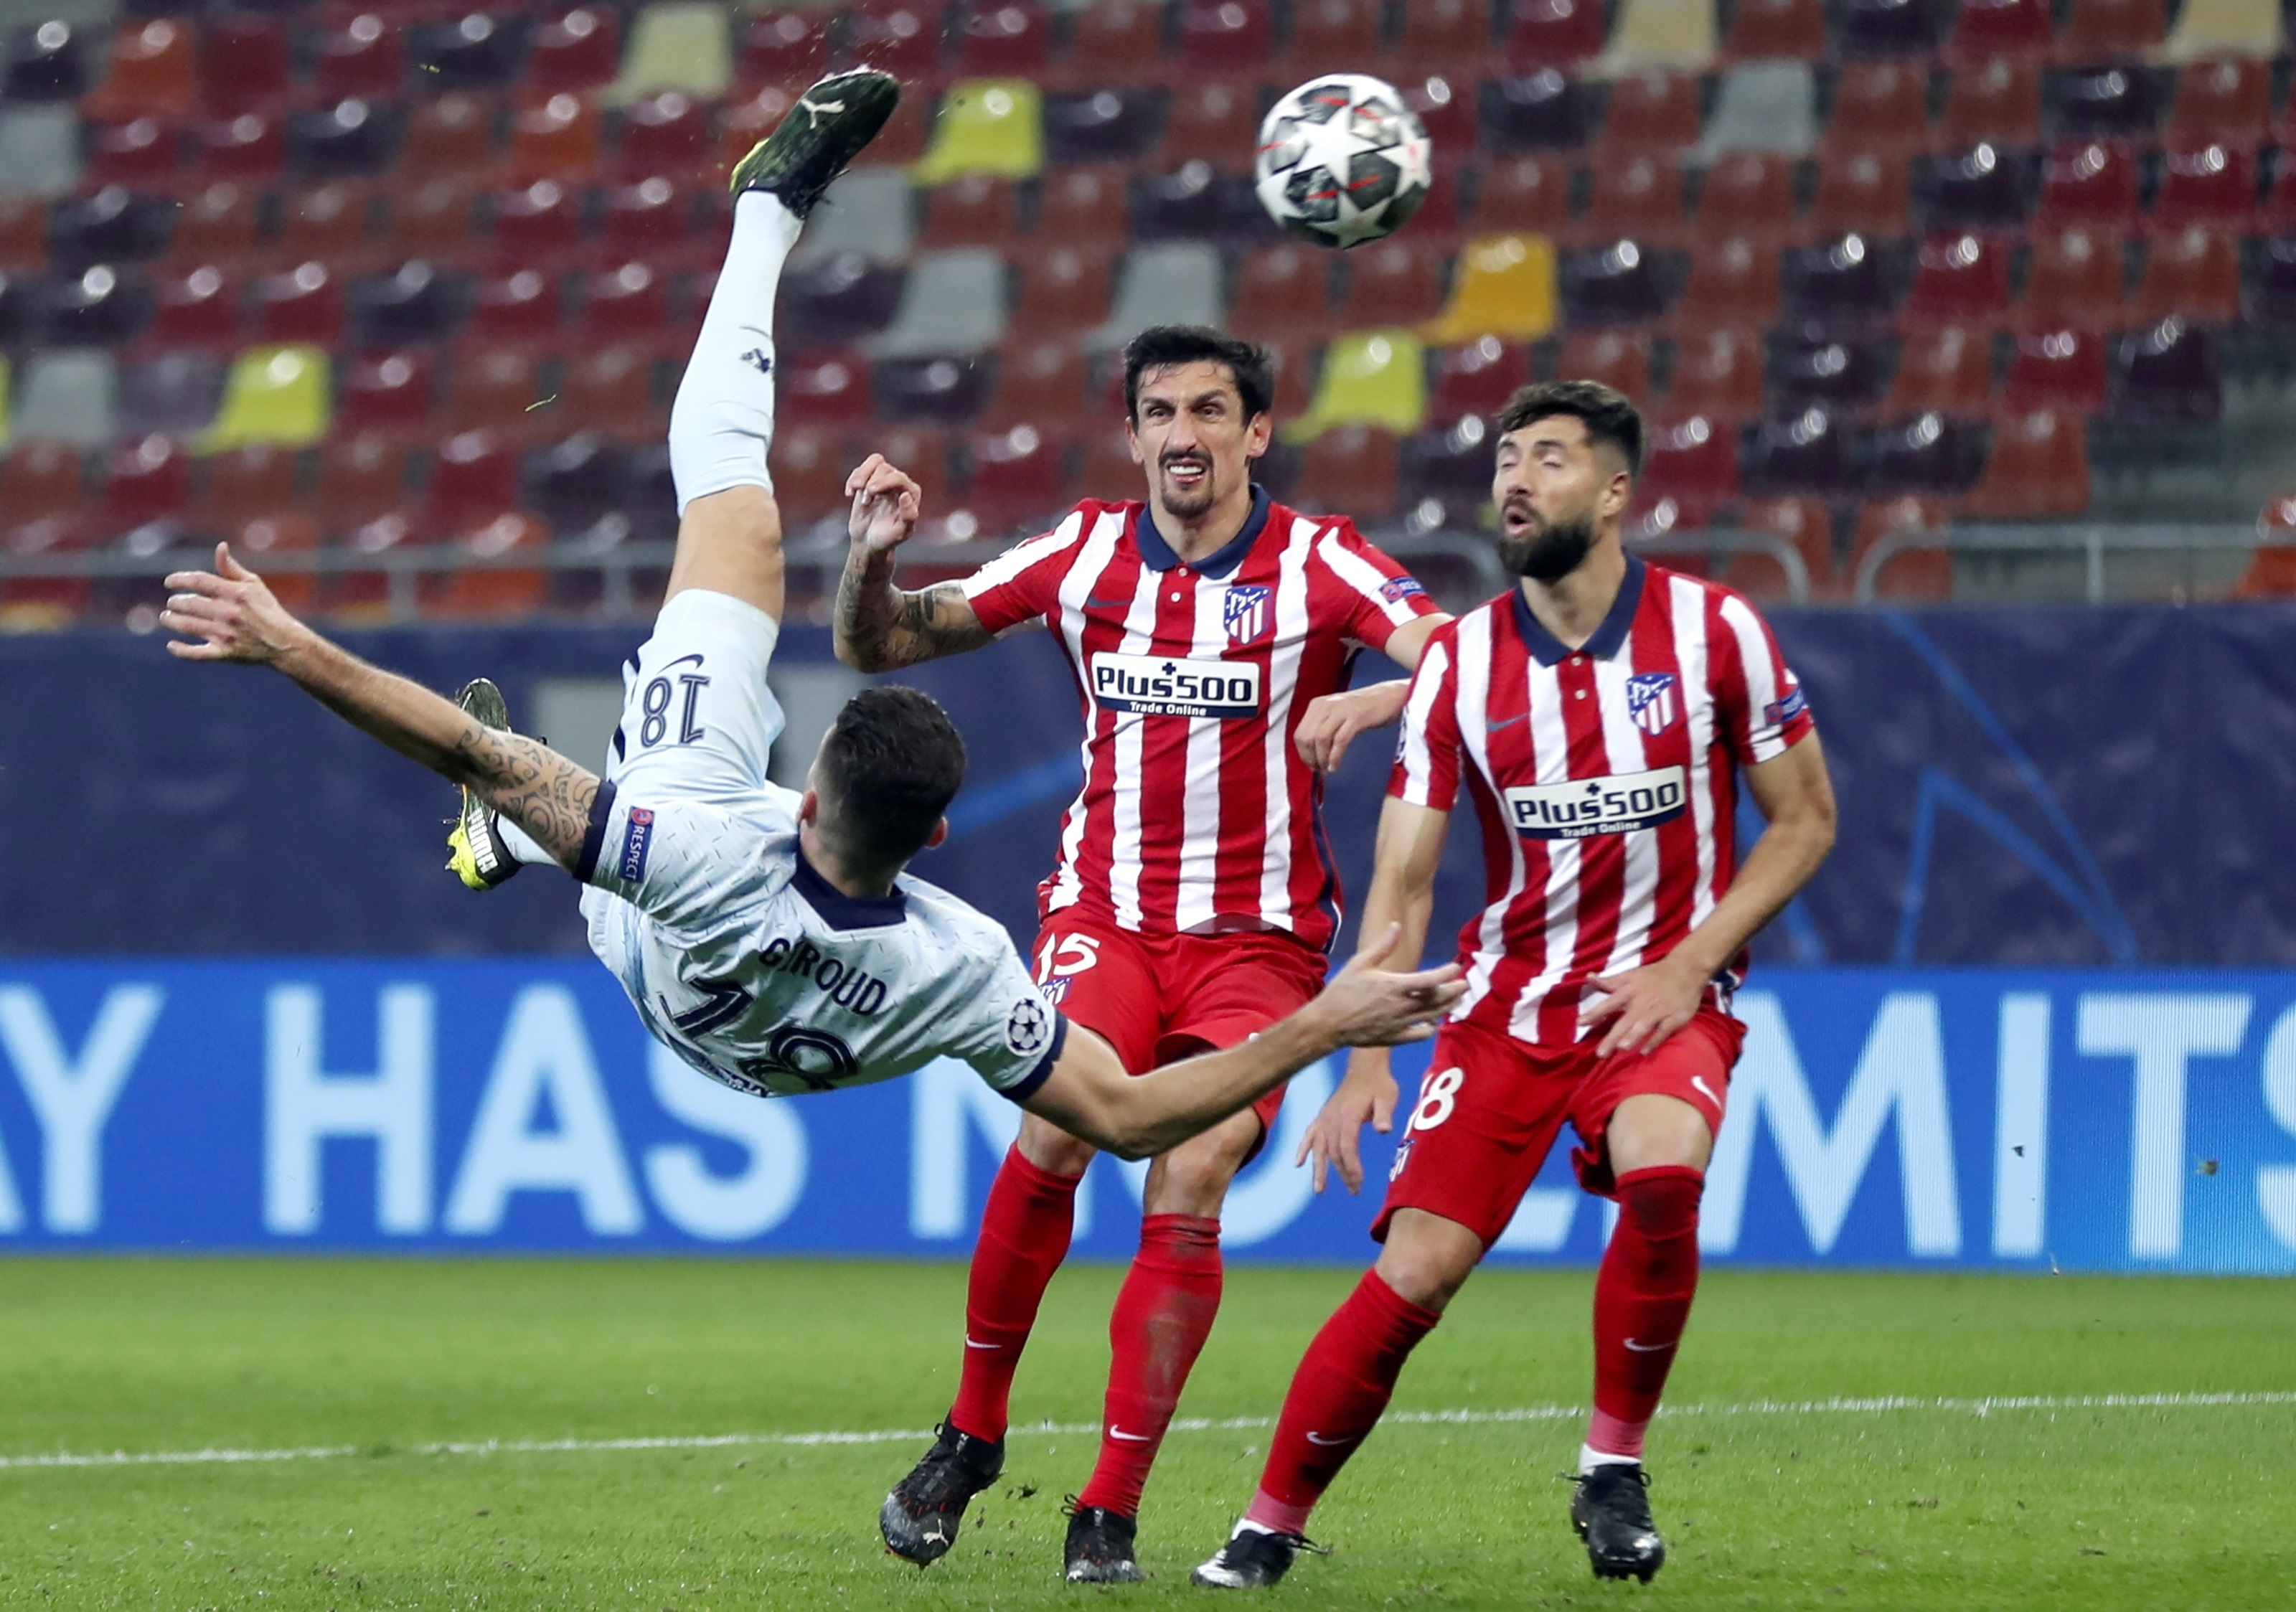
left=1587, top=1408, right=1647, bottom=1460
left=1244, top=1490, right=1314, bottom=1536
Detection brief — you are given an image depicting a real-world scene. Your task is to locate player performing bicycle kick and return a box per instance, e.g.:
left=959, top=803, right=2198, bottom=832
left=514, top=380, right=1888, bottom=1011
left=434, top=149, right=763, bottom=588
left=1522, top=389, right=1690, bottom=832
left=156, top=74, right=1463, bottom=1193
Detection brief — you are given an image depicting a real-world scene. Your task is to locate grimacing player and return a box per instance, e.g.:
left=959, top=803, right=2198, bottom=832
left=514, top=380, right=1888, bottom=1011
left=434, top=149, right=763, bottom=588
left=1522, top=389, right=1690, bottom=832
left=156, top=73, right=1464, bottom=1177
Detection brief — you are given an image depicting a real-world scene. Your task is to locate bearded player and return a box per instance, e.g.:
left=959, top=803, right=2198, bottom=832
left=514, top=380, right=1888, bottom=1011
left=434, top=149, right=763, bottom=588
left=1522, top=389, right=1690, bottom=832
left=1190, top=381, right=1838, bottom=1590
left=838, top=326, right=1450, bottom=1581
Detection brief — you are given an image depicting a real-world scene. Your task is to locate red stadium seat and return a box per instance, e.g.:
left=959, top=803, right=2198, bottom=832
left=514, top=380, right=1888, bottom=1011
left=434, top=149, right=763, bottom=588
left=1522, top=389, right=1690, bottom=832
left=962, top=423, right=1070, bottom=534
left=529, top=8, right=622, bottom=95
left=1036, top=166, right=1131, bottom=250
left=780, top=349, right=875, bottom=429
left=1947, top=0, right=2055, bottom=62
left=425, top=512, right=550, bottom=618
left=2132, top=227, right=2241, bottom=324
left=504, top=93, right=601, bottom=186
left=1807, top=151, right=1913, bottom=239
left=2036, top=141, right=2140, bottom=231
left=1732, top=497, right=1835, bottom=602
left=959, top=1, right=1052, bottom=77
left=2054, top=0, right=2163, bottom=62
left=1336, top=241, right=1449, bottom=327
left=1721, top=0, right=1825, bottom=60
left=195, top=443, right=299, bottom=533
left=1156, top=83, right=1259, bottom=171
left=1641, top=413, right=1741, bottom=508
left=1964, top=409, right=2089, bottom=517
left=1938, top=60, right=2042, bottom=149
left=2237, top=496, right=2296, bottom=596
left=1177, top=0, right=1272, bottom=77
left=83, top=19, right=196, bottom=122
left=199, top=16, right=290, bottom=117
left=581, top=262, right=670, bottom=346
left=1058, top=0, right=1167, bottom=89
left=877, top=425, right=955, bottom=522
left=738, top=10, right=832, bottom=91
left=1283, top=0, right=1383, bottom=77
left=398, top=93, right=496, bottom=182
left=1396, top=0, right=1492, bottom=73
left=425, top=429, right=519, bottom=534
left=164, top=182, right=258, bottom=270
left=147, top=265, right=239, bottom=349
left=443, top=347, right=545, bottom=434
left=1428, top=336, right=1532, bottom=424
left=919, top=175, right=1020, bottom=248
left=620, top=92, right=713, bottom=182
left=1581, top=154, right=1687, bottom=248
left=1297, top=423, right=1401, bottom=523
left=2171, top=59, right=2272, bottom=150
left=1691, top=154, right=1795, bottom=247
left=84, top=117, right=180, bottom=190
left=2150, top=141, right=2256, bottom=233
left=0, top=196, right=44, bottom=272
left=1556, top=331, right=1651, bottom=407
left=277, top=183, right=377, bottom=276
left=1888, top=325, right=1995, bottom=415
left=1007, top=246, right=1114, bottom=341
left=1905, top=233, right=2013, bottom=329
left=844, top=1, right=946, bottom=83
left=255, top=261, right=345, bottom=344
left=319, top=433, right=411, bottom=531
left=193, top=111, right=286, bottom=184
left=1827, top=60, right=1931, bottom=159
left=599, top=178, right=702, bottom=270
left=490, top=181, right=584, bottom=270
left=316, top=15, right=405, bottom=103
left=1596, top=71, right=1704, bottom=159
left=1507, top=0, right=1606, bottom=67
left=98, top=434, right=190, bottom=535
left=2020, top=227, right=2127, bottom=328
left=1665, top=329, right=1764, bottom=420
left=768, top=426, right=850, bottom=527
left=1470, top=154, right=1571, bottom=235
left=2003, top=326, right=2108, bottom=410
left=385, top=177, right=481, bottom=267
left=1847, top=497, right=1952, bottom=601
left=720, top=88, right=796, bottom=176
left=1671, top=235, right=1780, bottom=334
left=337, top=352, right=434, bottom=436
left=984, top=340, right=1088, bottom=428
left=560, top=345, right=664, bottom=438
left=1229, top=245, right=1338, bottom=347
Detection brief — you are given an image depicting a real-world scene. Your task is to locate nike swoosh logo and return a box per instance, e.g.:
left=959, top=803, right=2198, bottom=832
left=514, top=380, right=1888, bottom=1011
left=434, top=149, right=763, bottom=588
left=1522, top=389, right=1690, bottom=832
left=1083, top=594, right=1131, bottom=611
left=1487, top=711, right=1530, bottom=730
left=1109, top=1427, right=1152, bottom=1442
left=1303, top=1430, right=1356, bottom=1446
left=963, top=1337, right=1001, bottom=1350
left=1622, top=1338, right=1675, bottom=1353
left=1691, top=1075, right=1719, bottom=1106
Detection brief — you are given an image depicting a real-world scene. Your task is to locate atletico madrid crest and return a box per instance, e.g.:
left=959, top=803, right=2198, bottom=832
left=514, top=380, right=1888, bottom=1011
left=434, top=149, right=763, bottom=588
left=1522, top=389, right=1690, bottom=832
left=1627, top=671, right=1679, bottom=736
left=1223, top=584, right=1273, bottom=645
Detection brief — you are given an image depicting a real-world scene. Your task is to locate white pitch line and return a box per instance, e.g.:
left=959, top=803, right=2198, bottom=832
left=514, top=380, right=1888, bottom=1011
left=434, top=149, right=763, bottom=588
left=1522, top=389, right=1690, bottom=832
left=2, top=1391, right=2290, bottom=1475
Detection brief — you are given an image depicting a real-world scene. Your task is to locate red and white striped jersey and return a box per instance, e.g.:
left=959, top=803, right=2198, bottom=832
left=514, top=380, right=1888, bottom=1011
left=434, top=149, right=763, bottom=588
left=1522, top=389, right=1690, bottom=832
left=1390, top=556, right=1815, bottom=1046
left=960, top=488, right=1441, bottom=952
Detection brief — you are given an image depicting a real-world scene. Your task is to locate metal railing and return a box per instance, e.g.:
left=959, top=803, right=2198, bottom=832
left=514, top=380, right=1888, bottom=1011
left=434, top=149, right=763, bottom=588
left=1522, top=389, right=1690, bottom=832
left=1850, top=524, right=2293, bottom=605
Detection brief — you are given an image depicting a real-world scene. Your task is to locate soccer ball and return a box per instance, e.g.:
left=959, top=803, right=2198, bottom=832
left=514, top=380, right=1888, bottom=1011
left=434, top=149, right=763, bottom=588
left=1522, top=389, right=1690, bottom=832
left=1253, top=74, right=1434, bottom=250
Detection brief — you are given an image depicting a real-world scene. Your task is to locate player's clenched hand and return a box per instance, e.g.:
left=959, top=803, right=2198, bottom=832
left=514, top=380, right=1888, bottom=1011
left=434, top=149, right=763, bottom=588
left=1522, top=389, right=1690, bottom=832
left=1585, top=951, right=1707, bottom=1057
left=161, top=543, right=318, bottom=666
left=845, top=453, right=923, bottom=555
left=1298, top=1049, right=1400, bottom=1196
left=1294, top=680, right=1412, bottom=774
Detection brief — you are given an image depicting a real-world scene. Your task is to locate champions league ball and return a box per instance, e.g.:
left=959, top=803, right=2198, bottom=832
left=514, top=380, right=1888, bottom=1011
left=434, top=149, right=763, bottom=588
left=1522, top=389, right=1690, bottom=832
left=1253, top=74, right=1434, bottom=250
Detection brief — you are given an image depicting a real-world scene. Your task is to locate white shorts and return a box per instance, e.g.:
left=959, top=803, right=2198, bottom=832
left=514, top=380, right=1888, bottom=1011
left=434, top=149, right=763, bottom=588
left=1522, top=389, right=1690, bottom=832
left=602, top=588, right=786, bottom=801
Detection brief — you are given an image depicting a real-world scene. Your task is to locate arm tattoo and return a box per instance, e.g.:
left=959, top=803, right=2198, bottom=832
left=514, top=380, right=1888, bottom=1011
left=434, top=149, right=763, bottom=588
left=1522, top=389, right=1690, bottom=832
left=446, top=727, right=601, bottom=871
left=832, top=546, right=992, bottom=669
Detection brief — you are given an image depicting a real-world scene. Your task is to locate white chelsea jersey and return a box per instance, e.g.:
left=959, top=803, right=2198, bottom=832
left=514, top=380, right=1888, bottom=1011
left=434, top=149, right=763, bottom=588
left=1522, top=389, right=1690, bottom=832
left=571, top=589, right=1065, bottom=1103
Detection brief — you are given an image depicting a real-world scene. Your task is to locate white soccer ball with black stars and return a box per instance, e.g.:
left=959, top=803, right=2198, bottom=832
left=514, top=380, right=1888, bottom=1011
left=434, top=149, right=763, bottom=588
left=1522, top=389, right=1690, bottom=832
left=1253, top=74, right=1434, bottom=250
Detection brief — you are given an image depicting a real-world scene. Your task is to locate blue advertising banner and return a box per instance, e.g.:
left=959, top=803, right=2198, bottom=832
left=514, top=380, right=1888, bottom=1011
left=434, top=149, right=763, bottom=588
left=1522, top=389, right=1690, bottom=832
left=0, top=963, right=2290, bottom=1272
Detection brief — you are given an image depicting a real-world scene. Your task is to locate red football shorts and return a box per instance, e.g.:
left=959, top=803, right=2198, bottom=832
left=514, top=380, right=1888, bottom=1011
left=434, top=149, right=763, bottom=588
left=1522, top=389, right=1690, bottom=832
left=1373, top=1004, right=1745, bottom=1247
left=1029, top=912, right=1329, bottom=1146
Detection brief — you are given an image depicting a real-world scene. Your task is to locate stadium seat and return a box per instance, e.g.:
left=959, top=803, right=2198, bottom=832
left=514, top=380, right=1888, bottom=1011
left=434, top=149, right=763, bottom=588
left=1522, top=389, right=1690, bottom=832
left=1779, top=233, right=1899, bottom=336
left=400, top=94, right=496, bottom=182
left=619, top=92, right=713, bottom=183
left=1289, top=330, right=1425, bottom=440
left=1721, top=0, right=1824, bottom=58
left=1919, top=142, right=2036, bottom=233
left=598, top=178, right=702, bottom=270
left=779, top=253, right=906, bottom=346
left=1507, top=0, right=1608, bottom=67
left=37, top=265, right=148, bottom=349
left=337, top=352, right=434, bottom=436
left=1938, top=60, right=2042, bottom=148
left=1, top=442, right=85, bottom=537
left=2049, top=65, right=2162, bottom=143
left=1177, top=0, right=1274, bottom=76
left=1827, top=60, right=1930, bottom=159
left=1904, top=234, right=2013, bottom=329
left=1228, top=245, right=1338, bottom=347
left=443, top=347, right=545, bottom=434
left=385, top=177, right=481, bottom=268
left=490, top=181, right=584, bottom=270
left=1337, top=242, right=1449, bottom=329
left=1766, top=331, right=1889, bottom=413
left=2003, top=326, right=2109, bottom=410
left=202, top=345, right=331, bottom=449
left=2056, top=0, right=2167, bottom=60
left=1691, top=153, right=1795, bottom=246
left=878, top=354, right=993, bottom=424
left=1297, top=423, right=1402, bottom=523
left=165, top=183, right=259, bottom=271
left=2236, top=495, right=2296, bottom=595
left=1035, top=166, right=1130, bottom=251
left=195, top=443, right=301, bottom=534
left=2020, top=226, right=2127, bottom=327
left=1595, top=70, right=1704, bottom=160
left=2109, top=315, right=2220, bottom=420
left=48, top=188, right=167, bottom=271
left=1963, top=408, right=2089, bottom=517
left=317, top=432, right=410, bottom=530
left=347, top=261, right=458, bottom=349
left=411, top=13, right=523, bottom=93
left=1807, top=151, right=1913, bottom=238
left=1041, top=88, right=1162, bottom=165
left=1154, top=83, right=1258, bottom=172
left=2151, top=141, right=2256, bottom=232
left=316, top=15, right=405, bottom=103
left=530, top=8, right=622, bottom=96
left=738, top=10, right=832, bottom=90
left=918, top=79, right=1045, bottom=185
left=4, top=18, right=88, bottom=103
left=1556, top=330, right=1652, bottom=406
left=0, top=196, right=42, bottom=271
left=1696, top=63, right=1817, bottom=161
left=2158, top=0, right=2282, bottom=62
left=560, top=344, right=664, bottom=438
left=868, top=248, right=1007, bottom=358
left=1581, top=154, right=1687, bottom=248
left=961, top=422, right=1068, bottom=535
left=1284, top=0, right=1383, bottom=75
left=277, top=184, right=377, bottom=276
left=1833, top=0, right=1948, bottom=56
left=1889, top=324, right=1995, bottom=415
left=1846, top=496, right=1952, bottom=600
left=1728, top=496, right=1834, bottom=600
left=1948, top=0, right=2056, bottom=61
left=83, top=20, right=196, bottom=123
left=526, top=430, right=630, bottom=534
left=83, top=116, right=178, bottom=192
left=842, top=1, right=947, bottom=84
left=193, top=111, right=287, bottom=185
left=1096, top=243, right=1223, bottom=344
left=982, top=339, right=1087, bottom=428
left=1469, top=154, right=1571, bottom=235
left=1393, top=0, right=1492, bottom=71
left=580, top=262, right=670, bottom=347
left=200, top=17, right=291, bottom=118
left=0, top=104, right=79, bottom=197
left=1129, top=162, right=1265, bottom=243
left=873, top=425, right=953, bottom=524
left=256, top=262, right=346, bottom=345
left=150, top=266, right=240, bottom=349
left=96, top=433, right=191, bottom=540
left=1058, top=0, right=1167, bottom=89
left=1006, top=246, right=1114, bottom=342
left=427, top=512, right=552, bottom=618
left=1558, top=240, right=1672, bottom=327
left=2245, top=234, right=2296, bottom=325
left=2171, top=59, right=2272, bottom=149
left=1639, top=412, right=1739, bottom=509
left=2036, top=141, right=2140, bottom=230
left=1427, top=336, right=1531, bottom=423
left=504, top=93, right=602, bottom=185
left=227, top=514, right=321, bottom=613
left=1671, top=236, right=1779, bottom=334
left=918, top=175, right=1020, bottom=248
left=1422, top=232, right=1558, bottom=343
left=425, top=428, right=520, bottom=532
left=1867, top=410, right=1984, bottom=497
left=289, top=98, right=396, bottom=181
left=1741, top=405, right=1855, bottom=497
left=1598, top=0, right=1718, bottom=73
left=0, top=509, right=97, bottom=626
left=1480, top=69, right=1596, bottom=151
left=958, top=1, right=1053, bottom=77
left=605, top=3, right=733, bottom=103
left=778, top=349, right=875, bottom=429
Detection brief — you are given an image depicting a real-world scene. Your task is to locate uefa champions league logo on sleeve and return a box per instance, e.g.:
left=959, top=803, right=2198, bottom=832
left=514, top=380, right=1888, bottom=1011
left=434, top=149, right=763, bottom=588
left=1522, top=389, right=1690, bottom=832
left=1005, top=997, right=1050, bottom=1056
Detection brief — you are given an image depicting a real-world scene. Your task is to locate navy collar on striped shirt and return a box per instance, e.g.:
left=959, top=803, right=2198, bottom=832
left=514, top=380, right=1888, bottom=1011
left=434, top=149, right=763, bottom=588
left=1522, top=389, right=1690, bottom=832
left=1133, top=483, right=1273, bottom=579
left=1510, top=553, right=1646, bottom=668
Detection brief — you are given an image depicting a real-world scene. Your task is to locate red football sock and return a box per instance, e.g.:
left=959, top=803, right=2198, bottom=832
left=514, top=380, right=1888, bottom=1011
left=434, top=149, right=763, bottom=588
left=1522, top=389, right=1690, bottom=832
left=947, top=1144, right=1083, bottom=1443
left=1243, top=1271, right=1441, bottom=1534
left=1076, top=1214, right=1224, bottom=1517
left=1588, top=1165, right=1705, bottom=1460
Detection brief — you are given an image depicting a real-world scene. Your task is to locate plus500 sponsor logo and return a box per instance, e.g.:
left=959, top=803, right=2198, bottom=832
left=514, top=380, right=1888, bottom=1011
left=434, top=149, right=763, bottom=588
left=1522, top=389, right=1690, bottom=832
left=1504, top=765, right=1687, bottom=839
left=1089, top=652, right=1262, bottom=719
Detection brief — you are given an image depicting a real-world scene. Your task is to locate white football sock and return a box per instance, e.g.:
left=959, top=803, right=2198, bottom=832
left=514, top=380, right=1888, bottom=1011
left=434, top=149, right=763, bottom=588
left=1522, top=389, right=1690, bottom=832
left=1579, top=1443, right=1640, bottom=1474
left=667, top=191, right=803, bottom=514
left=497, top=815, right=555, bottom=867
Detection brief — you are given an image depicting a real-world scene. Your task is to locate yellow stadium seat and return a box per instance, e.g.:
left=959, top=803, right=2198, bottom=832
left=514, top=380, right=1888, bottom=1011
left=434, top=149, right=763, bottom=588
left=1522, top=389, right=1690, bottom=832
left=201, top=347, right=330, bottom=451
left=2160, top=0, right=2282, bottom=59
left=1285, top=330, right=1426, bottom=442
left=912, top=79, right=1043, bottom=184
left=1595, top=0, right=1718, bottom=73
left=1422, top=233, right=1559, bottom=345
left=606, top=2, right=732, bottom=105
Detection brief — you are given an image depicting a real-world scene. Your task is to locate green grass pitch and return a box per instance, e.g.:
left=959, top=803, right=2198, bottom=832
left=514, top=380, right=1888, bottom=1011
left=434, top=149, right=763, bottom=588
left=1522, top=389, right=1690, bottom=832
left=0, top=1260, right=2287, bottom=1610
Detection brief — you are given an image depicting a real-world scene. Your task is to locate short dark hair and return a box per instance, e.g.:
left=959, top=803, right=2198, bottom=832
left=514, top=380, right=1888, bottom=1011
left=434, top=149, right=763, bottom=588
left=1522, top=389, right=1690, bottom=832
left=1497, top=380, right=1645, bottom=476
left=1121, top=325, right=1276, bottom=423
left=815, top=686, right=967, bottom=867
